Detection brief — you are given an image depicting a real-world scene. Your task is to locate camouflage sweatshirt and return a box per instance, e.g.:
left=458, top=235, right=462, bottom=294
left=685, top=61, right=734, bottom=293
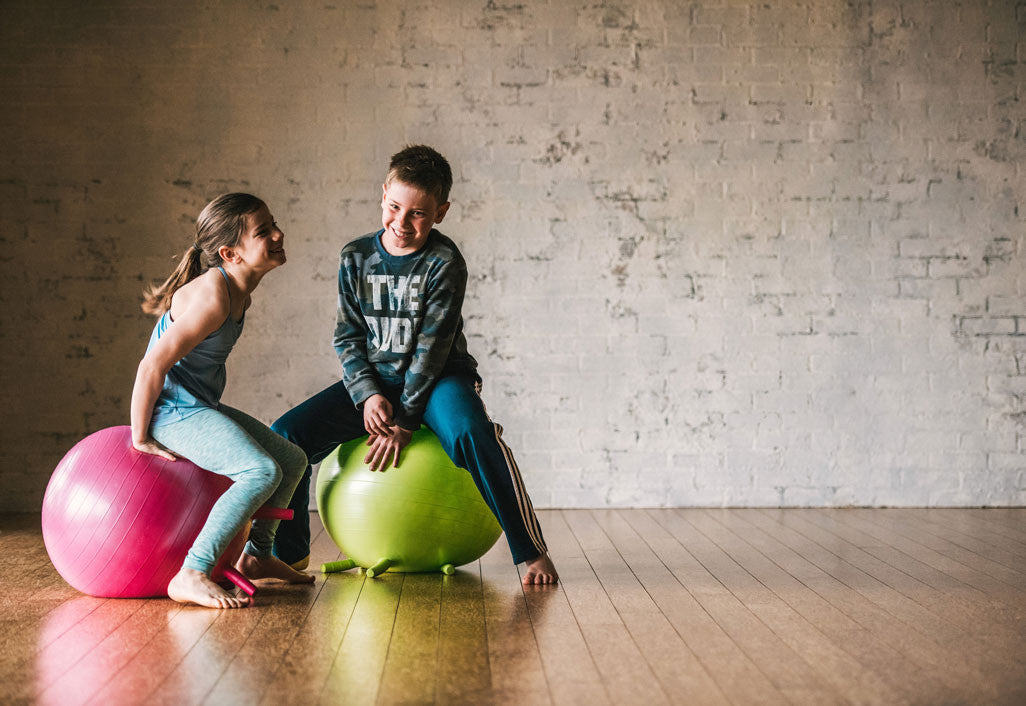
left=333, top=228, right=480, bottom=430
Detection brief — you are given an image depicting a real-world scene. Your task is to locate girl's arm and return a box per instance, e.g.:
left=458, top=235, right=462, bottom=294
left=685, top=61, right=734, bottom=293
left=130, top=276, right=230, bottom=458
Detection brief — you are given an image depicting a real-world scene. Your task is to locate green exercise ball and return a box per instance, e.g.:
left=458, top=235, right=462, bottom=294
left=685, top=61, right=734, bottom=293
left=316, top=427, right=502, bottom=576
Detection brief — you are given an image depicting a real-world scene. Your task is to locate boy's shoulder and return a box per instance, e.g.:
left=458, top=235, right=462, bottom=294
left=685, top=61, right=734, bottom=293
left=425, top=230, right=465, bottom=263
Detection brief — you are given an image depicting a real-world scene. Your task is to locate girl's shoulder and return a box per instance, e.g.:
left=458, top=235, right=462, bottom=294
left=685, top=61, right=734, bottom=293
left=169, top=269, right=232, bottom=322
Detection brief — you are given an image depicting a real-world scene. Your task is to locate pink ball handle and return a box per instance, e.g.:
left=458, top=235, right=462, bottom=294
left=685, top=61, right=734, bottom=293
left=222, top=568, right=256, bottom=596
left=251, top=507, right=294, bottom=521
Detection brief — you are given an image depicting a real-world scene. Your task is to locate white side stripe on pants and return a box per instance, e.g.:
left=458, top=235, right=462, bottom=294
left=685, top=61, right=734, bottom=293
left=475, top=380, right=546, bottom=555
left=492, top=421, right=547, bottom=554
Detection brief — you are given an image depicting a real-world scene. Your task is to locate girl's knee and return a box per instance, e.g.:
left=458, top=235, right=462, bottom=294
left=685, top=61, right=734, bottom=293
left=240, top=460, right=282, bottom=495
left=285, top=443, right=308, bottom=479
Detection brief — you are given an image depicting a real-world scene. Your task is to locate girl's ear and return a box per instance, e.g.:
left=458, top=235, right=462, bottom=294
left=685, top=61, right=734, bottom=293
left=218, top=244, right=236, bottom=263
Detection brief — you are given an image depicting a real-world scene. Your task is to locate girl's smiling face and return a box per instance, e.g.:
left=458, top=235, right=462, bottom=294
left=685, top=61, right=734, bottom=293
left=380, top=180, right=449, bottom=256
left=226, top=204, right=286, bottom=270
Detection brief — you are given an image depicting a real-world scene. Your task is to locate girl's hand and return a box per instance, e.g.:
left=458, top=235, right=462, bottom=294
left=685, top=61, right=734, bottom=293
left=363, top=395, right=394, bottom=437
left=133, top=436, right=179, bottom=461
left=363, top=426, right=414, bottom=472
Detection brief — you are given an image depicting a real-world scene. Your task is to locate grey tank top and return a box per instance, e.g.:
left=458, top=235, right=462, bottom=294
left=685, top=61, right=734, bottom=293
left=145, top=267, right=244, bottom=426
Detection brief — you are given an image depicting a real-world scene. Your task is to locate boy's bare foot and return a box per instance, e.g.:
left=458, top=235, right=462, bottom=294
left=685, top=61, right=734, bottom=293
left=236, top=553, right=316, bottom=583
left=168, top=567, right=250, bottom=608
left=522, top=553, right=559, bottom=585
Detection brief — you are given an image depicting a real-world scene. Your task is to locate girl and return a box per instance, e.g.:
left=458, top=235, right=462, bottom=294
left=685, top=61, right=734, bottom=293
left=131, top=193, right=314, bottom=609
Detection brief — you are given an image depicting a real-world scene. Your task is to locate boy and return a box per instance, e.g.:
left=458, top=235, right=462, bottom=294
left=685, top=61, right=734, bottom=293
left=271, top=145, right=558, bottom=585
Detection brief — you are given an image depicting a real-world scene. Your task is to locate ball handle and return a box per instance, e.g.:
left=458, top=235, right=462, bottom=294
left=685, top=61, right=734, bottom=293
left=321, top=559, right=357, bottom=573
left=222, top=568, right=257, bottom=596
left=365, top=558, right=394, bottom=578
left=252, top=507, right=294, bottom=521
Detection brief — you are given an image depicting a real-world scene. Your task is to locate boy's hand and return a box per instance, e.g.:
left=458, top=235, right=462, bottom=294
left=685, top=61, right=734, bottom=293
left=363, top=394, right=394, bottom=436
left=363, top=426, right=414, bottom=472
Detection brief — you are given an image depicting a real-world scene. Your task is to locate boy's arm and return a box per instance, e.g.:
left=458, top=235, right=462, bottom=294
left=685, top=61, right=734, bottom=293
left=332, top=252, right=384, bottom=406
left=395, top=256, right=468, bottom=430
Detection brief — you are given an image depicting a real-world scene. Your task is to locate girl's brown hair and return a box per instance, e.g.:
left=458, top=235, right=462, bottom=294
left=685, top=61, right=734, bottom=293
left=142, top=193, right=265, bottom=315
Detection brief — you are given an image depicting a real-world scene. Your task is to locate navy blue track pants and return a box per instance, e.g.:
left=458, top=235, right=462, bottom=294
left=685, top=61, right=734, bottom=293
left=270, top=375, right=547, bottom=565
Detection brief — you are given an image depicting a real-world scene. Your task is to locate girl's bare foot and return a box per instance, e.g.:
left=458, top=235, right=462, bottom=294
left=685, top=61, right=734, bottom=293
left=236, top=553, right=315, bottom=583
left=522, top=553, right=559, bottom=585
left=168, top=568, right=250, bottom=608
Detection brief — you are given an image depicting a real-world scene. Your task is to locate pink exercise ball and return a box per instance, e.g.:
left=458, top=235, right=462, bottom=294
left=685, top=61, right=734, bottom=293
left=42, top=426, right=249, bottom=598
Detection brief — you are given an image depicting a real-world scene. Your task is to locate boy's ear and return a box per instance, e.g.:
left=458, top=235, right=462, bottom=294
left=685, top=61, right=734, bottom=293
left=435, top=201, right=450, bottom=223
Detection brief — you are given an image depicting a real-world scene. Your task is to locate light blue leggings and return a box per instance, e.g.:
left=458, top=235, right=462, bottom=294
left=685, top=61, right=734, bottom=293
left=151, top=405, right=308, bottom=575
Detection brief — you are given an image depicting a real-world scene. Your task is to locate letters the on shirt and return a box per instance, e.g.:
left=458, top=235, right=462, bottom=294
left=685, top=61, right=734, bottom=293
left=365, top=274, right=422, bottom=353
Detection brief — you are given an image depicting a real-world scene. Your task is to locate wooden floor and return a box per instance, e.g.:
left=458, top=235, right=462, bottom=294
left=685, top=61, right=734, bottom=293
left=3, top=509, right=1026, bottom=705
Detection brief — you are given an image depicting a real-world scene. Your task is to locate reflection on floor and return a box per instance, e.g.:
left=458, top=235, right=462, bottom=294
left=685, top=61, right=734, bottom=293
left=4, top=508, right=1026, bottom=705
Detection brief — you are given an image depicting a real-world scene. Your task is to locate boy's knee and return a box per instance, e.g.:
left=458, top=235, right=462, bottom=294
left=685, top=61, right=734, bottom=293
left=270, top=415, right=297, bottom=443
left=447, top=416, right=494, bottom=447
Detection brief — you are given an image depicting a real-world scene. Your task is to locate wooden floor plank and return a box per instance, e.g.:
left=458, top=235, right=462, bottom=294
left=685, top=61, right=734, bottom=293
left=498, top=512, right=607, bottom=706
left=26, top=597, right=147, bottom=704
left=745, top=511, right=980, bottom=695
left=556, top=510, right=669, bottom=705
left=654, top=510, right=844, bottom=705
left=318, top=571, right=403, bottom=704
left=0, top=586, right=104, bottom=688
left=136, top=529, right=330, bottom=705
left=435, top=565, right=493, bottom=703
left=750, top=510, right=1018, bottom=703
left=376, top=573, right=443, bottom=704
left=144, top=603, right=265, bottom=705
left=686, top=509, right=908, bottom=706
left=258, top=524, right=365, bottom=705
left=86, top=603, right=219, bottom=705
left=910, top=509, right=1026, bottom=559
left=803, top=510, right=1026, bottom=643
left=83, top=525, right=334, bottom=706
left=479, top=531, right=552, bottom=704
left=6, top=511, right=1026, bottom=705
left=855, top=509, right=1026, bottom=584
left=953, top=509, right=1026, bottom=545
left=259, top=574, right=364, bottom=705
left=617, top=510, right=791, bottom=706
left=579, top=510, right=732, bottom=705
left=200, top=581, right=326, bottom=703
left=702, top=509, right=942, bottom=704
left=37, top=599, right=183, bottom=706
left=820, top=509, right=1026, bottom=600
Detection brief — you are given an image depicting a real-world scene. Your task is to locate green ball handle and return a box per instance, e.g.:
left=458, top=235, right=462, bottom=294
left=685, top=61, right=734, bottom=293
left=440, top=563, right=455, bottom=575
left=365, top=558, right=394, bottom=578
left=321, top=559, right=357, bottom=573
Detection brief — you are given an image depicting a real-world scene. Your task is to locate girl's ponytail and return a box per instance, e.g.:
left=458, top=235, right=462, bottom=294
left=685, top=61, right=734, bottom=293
left=141, top=193, right=264, bottom=316
left=141, top=246, right=205, bottom=315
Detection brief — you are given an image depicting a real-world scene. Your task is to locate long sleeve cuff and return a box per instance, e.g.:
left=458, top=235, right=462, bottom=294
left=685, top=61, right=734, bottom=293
left=395, top=409, right=423, bottom=431
left=346, top=378, right=384, bottom=407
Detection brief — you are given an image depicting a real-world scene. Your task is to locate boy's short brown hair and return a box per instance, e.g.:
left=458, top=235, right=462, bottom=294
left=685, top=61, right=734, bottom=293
left=386, top=145, right=453, bottom=205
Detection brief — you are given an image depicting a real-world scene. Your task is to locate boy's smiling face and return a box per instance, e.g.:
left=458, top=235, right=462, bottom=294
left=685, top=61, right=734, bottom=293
left=380, top=180, right=450, bottom=256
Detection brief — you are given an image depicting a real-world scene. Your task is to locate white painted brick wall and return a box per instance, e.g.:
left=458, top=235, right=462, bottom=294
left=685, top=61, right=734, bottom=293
left=2, top=0, right=1024, bottom=511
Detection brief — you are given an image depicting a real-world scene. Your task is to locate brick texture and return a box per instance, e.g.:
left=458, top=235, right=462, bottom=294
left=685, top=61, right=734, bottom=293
left=2, top=0, right=1024, bottom=510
